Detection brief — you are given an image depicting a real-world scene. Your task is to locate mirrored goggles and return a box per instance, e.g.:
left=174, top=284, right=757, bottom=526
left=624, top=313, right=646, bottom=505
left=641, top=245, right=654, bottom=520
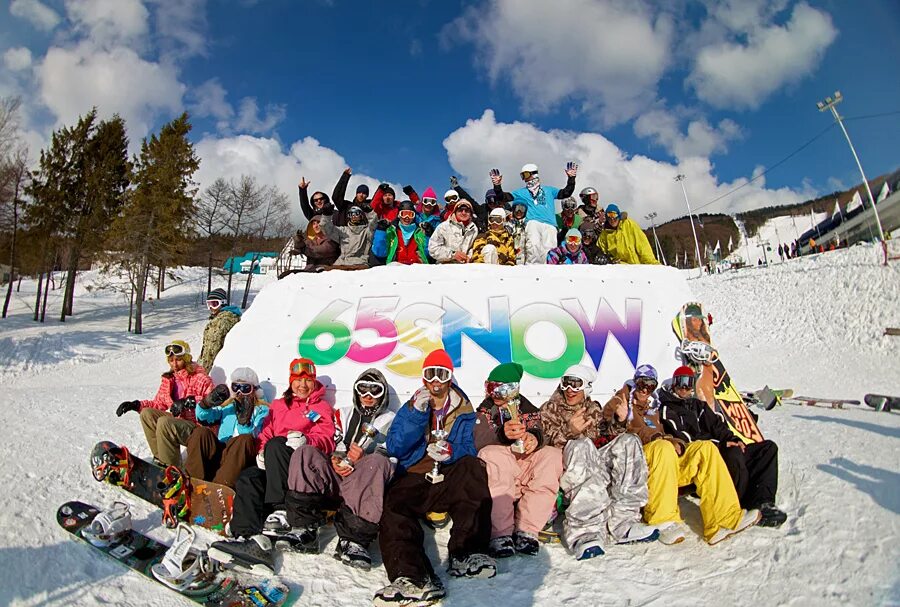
left=634, top=378, right=658, bottom=393
left=606, top=211, right=619, bottom=220
left=560, top=376, right=584, bottom=391
left=487, top=381, right=518, bottom=399
left=445, top=194, right=460, bottom=203
left=422, top=366, right=452, bottom=383
left=672, top=375, right=695, bottom=390
left=231, top=382, right=255, bottom=395
left=354, top=381, right=385, bottom=399
left=566, top=235, right=582, bottom=245
left=562, top=201, right=577, bottom=210
left=520, top=170, right=538, bottom=180
left=398, top=210, right=416, bottom=220
left=206, top=299, right=223, bottom=310
left=164, top=344, right=186, bottom=357
left=488, top=215, right=505, bottom=225
left=291, top=360, right=316, bottom=377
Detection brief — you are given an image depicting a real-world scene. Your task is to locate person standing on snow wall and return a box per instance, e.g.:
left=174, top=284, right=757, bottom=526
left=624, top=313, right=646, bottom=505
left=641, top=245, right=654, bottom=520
left=198, top=288, right=241, bottom=372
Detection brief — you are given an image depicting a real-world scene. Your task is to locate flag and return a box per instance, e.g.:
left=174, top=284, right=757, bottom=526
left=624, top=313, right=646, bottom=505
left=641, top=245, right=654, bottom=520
left=846, top=190, right=863, bottom=213
left=727, top=236, right=733, bottom=251
left=877, top=181, right=889, bottom=203
left=832, top=199, right=842, bottom=220
left=714, top=240, right=721, bottom=254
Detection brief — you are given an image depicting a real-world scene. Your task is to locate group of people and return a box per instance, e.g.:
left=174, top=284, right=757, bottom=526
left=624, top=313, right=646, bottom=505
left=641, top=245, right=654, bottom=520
left=115, top=289, right=787, bottom=606
left=288, top=163, right=660, bottom=271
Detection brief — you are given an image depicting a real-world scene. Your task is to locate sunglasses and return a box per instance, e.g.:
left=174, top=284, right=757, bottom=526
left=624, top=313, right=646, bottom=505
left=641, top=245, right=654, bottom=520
left=634, top=379, right=658, bottom=393
left=560, top=376, right=584, bottom=391
left=231, top=382, right=255, bottom=395
left=422, top=366, right=452, bottom=383
left=398, top=210, right=416, bottom=220
left=291, top=360, right=316, bottom=377
left=672, top=375, right=695, bottom=390
left=164, top=344, right=186, bottom=357
left=312, top=197, right=326, bottom=204
left=606, top=212, right=619, bottom=220
left=445, top=195, right=459, bottom=203
left=488, top=216, right=505, bottom=224
left=354, top=381, right=385, bottom=399
left=520, top=171, right=538, bottom=180
left=206, top=299, right=222, bottom=310
left=455, top=206, right=472, bottom=214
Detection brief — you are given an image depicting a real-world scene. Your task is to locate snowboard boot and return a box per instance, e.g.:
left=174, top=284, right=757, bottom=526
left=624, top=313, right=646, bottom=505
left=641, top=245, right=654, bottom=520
left=373, top=575, right=446, bottom=607
left=263, top=509, right=290, bottom=533
left=333, top=538, right=372, bottom=570
left=488, top=535, right=516, bottom=559
left=616, top=522, right=660, bottom=545
left=208, top=534, right=275, bottom=576
left=572, top=535, right=605, bottom=561
left=447, top=553, right=497, bottom=579
left=266, top=525, right=319, bottom=554
left=513, top=531, right=540, bottom=556
left=757, top=503, right=788, bottom=528
left=708, top=509, right=761, bottom=545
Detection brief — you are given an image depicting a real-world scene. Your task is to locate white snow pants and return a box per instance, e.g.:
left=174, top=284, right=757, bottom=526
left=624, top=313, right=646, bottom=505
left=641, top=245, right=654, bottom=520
left=560, top=434, right=649, bottom=550
left=481, top=244, right=499, bottom=264
left=524, top=221, right=558, bottom=264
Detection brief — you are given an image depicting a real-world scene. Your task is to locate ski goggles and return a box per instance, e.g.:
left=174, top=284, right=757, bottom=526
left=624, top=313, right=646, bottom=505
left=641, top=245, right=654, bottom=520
left=672, top=374, right=695, bottom=390
left=348, top=207, right=364, bottom=217
left=562, top=200, right=577, bottom=210
left=354, top=381, right=385, bottom=399
left=164, top=344, right=187, bottom=357
left=445, top=193, right=460, bottom=203
left=398, top=210, right=416, bottom=220
left=206, top=299, right=223, bottom=311
left=290, top=360, right=317, bottom=378
left=486, top=381, right=518, bottom=399
left=606, top=211, right=620, bottom=221
left=565, top=235, right=582, bottom=245
left=231, top=382, right=255, bottom=395
left=488, top=215, right=505, bottom=225
left=560, top=376, right=585, bottom=392
left=634, top=378, right=658, bottom=393
left=422, top=197, right=438, bottom=207
left=422, top=366, right=452, bottom=383
left=520, top=170, right=538, bottom=180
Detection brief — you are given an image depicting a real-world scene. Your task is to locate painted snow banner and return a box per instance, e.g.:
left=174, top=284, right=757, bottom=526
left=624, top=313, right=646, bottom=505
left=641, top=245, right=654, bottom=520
left=213, top=264, right=694, bottom=406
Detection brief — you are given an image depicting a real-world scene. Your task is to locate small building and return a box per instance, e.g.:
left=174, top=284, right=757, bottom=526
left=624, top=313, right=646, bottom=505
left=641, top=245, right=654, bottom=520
left=223, top=252, right=278, bottom=274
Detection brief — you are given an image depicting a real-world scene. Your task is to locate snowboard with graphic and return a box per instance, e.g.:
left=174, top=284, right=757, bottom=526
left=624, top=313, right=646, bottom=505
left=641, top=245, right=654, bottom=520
left=91, top=441, right=235, bottom=534
left=673, top=302, right=764, bottom=443
left=57, top=501, right=292, bottom=606
left=864, top=394, right=899, bottom=412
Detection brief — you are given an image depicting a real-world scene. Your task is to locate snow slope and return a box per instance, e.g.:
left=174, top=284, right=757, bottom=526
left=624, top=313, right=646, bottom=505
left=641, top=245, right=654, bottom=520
left=0, top=241, right=898, bottom=607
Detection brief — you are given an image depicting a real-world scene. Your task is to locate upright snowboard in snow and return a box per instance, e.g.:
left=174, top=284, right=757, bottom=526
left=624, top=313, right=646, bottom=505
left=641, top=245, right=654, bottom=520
left=673, top=302, right=764, bottom=443
left=91, top=441, right=235, bottom=534
left=57, top=501, right=292, bottom=606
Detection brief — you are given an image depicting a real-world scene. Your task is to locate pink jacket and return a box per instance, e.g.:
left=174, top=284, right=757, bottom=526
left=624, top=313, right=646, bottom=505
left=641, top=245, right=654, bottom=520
left=257, top=382, right=335, bottom=455
left=139, top=365, right=214, bottom=424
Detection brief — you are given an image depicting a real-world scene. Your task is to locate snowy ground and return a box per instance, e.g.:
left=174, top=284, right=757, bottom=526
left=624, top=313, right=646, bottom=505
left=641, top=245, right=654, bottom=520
left=1, top=240, right=899, bottom=606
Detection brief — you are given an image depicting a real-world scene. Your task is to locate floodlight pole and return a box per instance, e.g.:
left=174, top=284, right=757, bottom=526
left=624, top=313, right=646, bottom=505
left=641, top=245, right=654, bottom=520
left=644, top=212, right=667, bottom=265
left=675, top=174, right=703, bottom=275
left=817, top=91, right=887, bottom=264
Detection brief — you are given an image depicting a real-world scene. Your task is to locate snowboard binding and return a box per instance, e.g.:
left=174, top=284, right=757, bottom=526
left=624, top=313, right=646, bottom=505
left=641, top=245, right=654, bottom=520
left=150, top=523, right=217, bottom=592
left=90, top=441, right=134, bottom=489
left=158, top=466, right=192, bottom=529
left=679, top=339, right=717, bottom=364
left=80, top=501, right=132, bottom=547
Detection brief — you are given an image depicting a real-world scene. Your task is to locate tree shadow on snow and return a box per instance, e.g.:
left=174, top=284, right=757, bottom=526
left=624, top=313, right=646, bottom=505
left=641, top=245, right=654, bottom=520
left=796, top=414, right=900, bottom=440
left=817, top=457, right=900, bottom=515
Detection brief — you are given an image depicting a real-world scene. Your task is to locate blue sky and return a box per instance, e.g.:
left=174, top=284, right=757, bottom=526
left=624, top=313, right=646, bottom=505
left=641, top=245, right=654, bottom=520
left=1, top=0, right=898, bottom=225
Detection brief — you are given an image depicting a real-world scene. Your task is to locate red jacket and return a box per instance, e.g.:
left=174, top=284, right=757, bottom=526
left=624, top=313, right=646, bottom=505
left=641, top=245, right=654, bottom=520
left=139, top=365, right=214, bottom=424
left=371, top=188, right=399, bottom=222
left=257, top=382, right=336, bottom=455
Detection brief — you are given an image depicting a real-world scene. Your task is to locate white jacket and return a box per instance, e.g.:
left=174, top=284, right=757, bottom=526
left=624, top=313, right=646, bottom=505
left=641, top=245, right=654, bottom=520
left=428, top=218, right=479, bottom=262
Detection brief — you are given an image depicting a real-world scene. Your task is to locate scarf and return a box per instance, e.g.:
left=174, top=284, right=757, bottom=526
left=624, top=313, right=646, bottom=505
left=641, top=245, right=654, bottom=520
left=398, top=221, right=417, bottom=243
left=525, top=176, right=542, bottom=196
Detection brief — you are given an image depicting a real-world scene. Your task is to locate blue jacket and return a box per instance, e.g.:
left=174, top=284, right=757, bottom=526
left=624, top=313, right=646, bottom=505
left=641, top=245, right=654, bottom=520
left=196, top=401, right=270, bottom=443
left=511, top=185, right=561, bottom=227
left=386, top=385, right=477, bottom=473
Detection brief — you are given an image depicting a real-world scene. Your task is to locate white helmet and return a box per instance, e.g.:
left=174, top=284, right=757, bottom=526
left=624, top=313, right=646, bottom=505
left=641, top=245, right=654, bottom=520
left=443, top=189, right=459, bottom=201
left=520, top=163, right=539, bottom=178
left=579, top=187, right=598, bottom=198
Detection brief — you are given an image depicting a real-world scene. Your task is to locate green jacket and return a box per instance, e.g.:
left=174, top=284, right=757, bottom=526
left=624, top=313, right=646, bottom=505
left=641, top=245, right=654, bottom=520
left=385, top=226, right=430, bottom=264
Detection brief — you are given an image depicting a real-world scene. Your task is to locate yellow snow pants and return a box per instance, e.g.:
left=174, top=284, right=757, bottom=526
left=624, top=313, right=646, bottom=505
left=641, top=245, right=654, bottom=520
left=643, top=439, right=743, bottom=540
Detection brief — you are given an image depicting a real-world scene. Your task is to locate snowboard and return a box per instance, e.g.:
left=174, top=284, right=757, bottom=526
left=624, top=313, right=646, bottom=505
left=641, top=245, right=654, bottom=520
left=91, top=441, right=234, bottom=534
left=864, top=394, right=899, bottom=412
left=742, top=387, right=794, bottom=410
left=673, top=302, right=764, bottom=443
left=57, top=501, right=292, bottom=606
left=783, top=396, right=861, bottom=410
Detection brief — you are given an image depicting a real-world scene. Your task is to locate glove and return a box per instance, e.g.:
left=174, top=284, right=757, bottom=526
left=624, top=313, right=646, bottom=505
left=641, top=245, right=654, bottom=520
left=116, top=400, right=140, bottom=417
left=449, top=176, right=459, bottom=188
left=426, top=440, right=452, bottom=463
left=412, top=388, right=432, bottom=412
left=170, top=396, right=196, bottom=418
left=200, top=384, right=231, bottom=409
left=375, top=218, right=390, bottom=231
left=489, top=168, right=502, bottom=186
left=420, top=222, right=435, bottom=237
left=402, top=185, right=415, bottom=196
left=565, top=161, right=578, bottom=177
left=256, top=452, right=266, bottom=470
left=286, top=431, right=307, bottom=450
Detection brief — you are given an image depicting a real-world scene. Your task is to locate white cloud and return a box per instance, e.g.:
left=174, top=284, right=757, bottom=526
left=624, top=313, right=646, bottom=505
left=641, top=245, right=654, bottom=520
left=9, top=0, right=61, bottom=31
left=147, top=0, right=207, bottom=59
left=234, top=97, right=286, bottom=135
left=37, top=42, right=185, bottom=139
left=634, top=108, right=744, bottom=160
left=443, top=109, right=814, bottom=223
left=688, top=2, right=837, bottom=109
left=189, top=81, right=285, bottom=136
left=64, top=0, right=150, bottom=49
left=3, top=47, right=34, bottom=71
left=444, top=0, right=673, bottom=125
left=190, top=78, right=233, bottom=126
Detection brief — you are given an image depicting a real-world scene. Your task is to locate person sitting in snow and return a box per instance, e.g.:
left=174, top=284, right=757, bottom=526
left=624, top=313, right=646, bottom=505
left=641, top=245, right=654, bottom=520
left=555, top=196, right=583, bottom=242
left=185, top=367, right=270, bottom=488
left=428, top=199, right=479, bottom=264
left=115, top=340, right=214, bottom=468
left=321, top=205, right=377, bottom=269
left=546, top=229, right=590, bottom=265
left=659, top=366, right=787, bottom=528
left=290, top=215, right=341, bottom=269
left=540, top=364, right=659, bottom=560
left=576, top=186, right=604, bottom=224
left=197, top=288, right=241, bottom=371
left=597, top=203, right=660, bottom=265
left=475, top=362, right=563, bottom=558
left=470, top=207, right=517, bottom=265
left=372, top=200, right=431, bottom=265
left=508, top=201, right=529, bottom=264
left=374, top=349, right=494, bottom=606
left=604, top=364, right=761, bottom=546
left=280, top=368, right=398, bottom=571
left=208, top=358, right=335, bottom=574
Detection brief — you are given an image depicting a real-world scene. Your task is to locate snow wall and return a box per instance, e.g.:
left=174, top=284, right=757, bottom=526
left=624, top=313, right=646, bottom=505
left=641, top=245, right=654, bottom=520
left=213, top=264, right=694, bottom=407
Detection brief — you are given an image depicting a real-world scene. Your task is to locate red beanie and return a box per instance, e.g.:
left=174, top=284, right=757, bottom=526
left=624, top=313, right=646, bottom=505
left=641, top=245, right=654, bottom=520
left=673, top=365, right=695, bottom=379
left=423, top=349, right=453, bottom=371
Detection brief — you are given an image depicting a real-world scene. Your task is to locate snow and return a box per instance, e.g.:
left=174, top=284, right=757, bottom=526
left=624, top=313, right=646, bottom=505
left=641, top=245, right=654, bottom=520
left=1, top=236, right=899, bottom=606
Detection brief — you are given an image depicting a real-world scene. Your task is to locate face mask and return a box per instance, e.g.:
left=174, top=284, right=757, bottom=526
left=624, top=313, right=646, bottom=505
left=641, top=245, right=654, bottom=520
left=525, top=176, right=541, bottom=195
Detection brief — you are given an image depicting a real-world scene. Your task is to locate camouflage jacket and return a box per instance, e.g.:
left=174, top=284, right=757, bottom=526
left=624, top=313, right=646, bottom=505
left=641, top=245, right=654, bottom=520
left=198, top=307, right=241, bottom=370
left=541, top=388, right=625, bottom=449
